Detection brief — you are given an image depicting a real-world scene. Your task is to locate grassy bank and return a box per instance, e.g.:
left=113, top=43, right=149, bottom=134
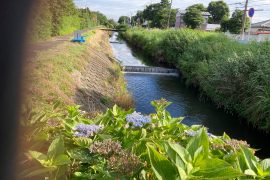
left=21, top=30, right=133, bottom=154
left=123, top=28, right=270, bottom=132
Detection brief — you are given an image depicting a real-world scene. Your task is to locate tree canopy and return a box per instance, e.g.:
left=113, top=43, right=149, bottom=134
left=208, top=1, right=229, bottom=23
left=221, top=10, right=250, bottom=34
left=186, top=3, right=206, bottom=12
left=183, top=8, right=205, bottom=29
left=118, top=16, right=131, bottom=25
left=30, top=0, right=113, bottom=40
left=183, top=4, right=206, bottom=29
left=131, top=0, right=176, bottom=28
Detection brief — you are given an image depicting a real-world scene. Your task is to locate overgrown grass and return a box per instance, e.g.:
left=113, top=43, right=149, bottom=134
left=21, top=30, right=133, bottom=164
left=25, top=42, right=87, bottom=113
left=123, top=28, right=270, bottom=131
left=24, top=30, right=132, bottom=116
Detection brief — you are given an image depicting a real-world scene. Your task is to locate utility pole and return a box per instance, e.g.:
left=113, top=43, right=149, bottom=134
left=167, top=0, right=173, bottom=28
left=241, top=0, right=248, bottom=40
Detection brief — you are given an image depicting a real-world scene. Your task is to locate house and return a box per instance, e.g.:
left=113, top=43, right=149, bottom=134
left=175, top=10, right=220, bottom=31
left=250, top=19, right=270, bottom=34
left=175, top=10, right=187, bottom=28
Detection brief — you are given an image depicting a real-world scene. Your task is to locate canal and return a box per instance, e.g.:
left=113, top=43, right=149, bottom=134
left=110, top=32, right=270, bottom=158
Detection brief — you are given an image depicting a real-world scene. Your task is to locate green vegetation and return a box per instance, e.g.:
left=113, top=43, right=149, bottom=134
left=21, top=99, right=270, bottom=179
left=118, top=16, right=131, bottom=25
left=25, top=36, right=89, bottom=112
left=132, top=0, right=177, bottom=28
left=128, top=0, right=249, bottom=34
left=30, top=0, right=115, bottom=41
left=23, top=30, right=131, bottom=121
left=123, top=28, right=270, bottom=132
left=221, top=9, right=250, bottom=34
left=183, top=5, right=205, bottom=29
left=207, top=1, right=229, bottom=24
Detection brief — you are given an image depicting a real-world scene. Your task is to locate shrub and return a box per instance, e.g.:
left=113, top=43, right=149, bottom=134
left=21, top=100, right=270, bottom=179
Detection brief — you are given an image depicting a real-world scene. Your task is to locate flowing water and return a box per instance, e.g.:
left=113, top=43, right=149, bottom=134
left=110, top=32, right=270, bottom=158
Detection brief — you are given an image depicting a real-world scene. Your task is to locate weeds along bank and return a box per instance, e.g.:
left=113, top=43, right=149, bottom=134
left=24, top=29, right=132, bottom=117
left=20, top=30, right=132, bottom=159
left=123, top=28, right=270, bottom=132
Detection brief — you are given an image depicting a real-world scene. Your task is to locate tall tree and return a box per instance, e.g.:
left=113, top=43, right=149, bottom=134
left=118, top=16, right=131, bottom=25
left=221, top=10, right=250, bottom=34
left=30, top=0, right=52, bottom=40
left=187, top=4, right=206, bottom=12
left=132, top=11, right=144, bottom=26
left=183, top=4, right=206, bottom=29
left=207, top=1, right=229, bottom=24
left=183, top=8, right=204, bottom=29
left=161, top=0, right=170, bottom=7
left=48, top=0, right=77, bottom=35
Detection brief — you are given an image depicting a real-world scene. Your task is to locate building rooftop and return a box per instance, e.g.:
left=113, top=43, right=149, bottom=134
left=251, top=20, right=270, bottom=28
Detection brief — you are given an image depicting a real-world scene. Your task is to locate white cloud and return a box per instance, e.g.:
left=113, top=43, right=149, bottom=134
left=74, top=0, right=270, bottom=23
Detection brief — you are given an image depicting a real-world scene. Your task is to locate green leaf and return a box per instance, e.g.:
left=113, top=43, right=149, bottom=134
left=68, top=148, right=93, bottom=163
left=244, top=169, right=257, bottom=176
left=98, top=134, right=113, bottom=140
left=176, top=166, right=188, bottom=180
left=73, top=137, right=93, bottom=148
left=186, top=128, right=209, bottom=162
left=222, top=132, right=231, bottom=141
left=140, top=128, right=147, bottom=139
left=240, top=147, right=258, bottom=172
left=166, top=142, right=191, bottom=165
left=47, top=137, right=65, bottom=160
left=24, top=167, right=56, bottom=178
left=53, top=154, right=71, bottom=166
left=112, top=105, right=118, bottom=116
left=261, top=159, right=270, bottom=171
left=193, top=158, right=243, bottom=179
left=147, top=144, right=177, bottom=180
left=28, top=151, right=47, bottom=165
left=193, top=146, right=204, bottom=164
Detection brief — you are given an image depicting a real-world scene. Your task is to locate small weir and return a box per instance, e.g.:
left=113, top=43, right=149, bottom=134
left=123, top=66, right=178, bottom=74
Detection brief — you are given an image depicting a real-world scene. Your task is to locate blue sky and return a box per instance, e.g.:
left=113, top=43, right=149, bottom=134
left=74, top=0, right=270, bottom=23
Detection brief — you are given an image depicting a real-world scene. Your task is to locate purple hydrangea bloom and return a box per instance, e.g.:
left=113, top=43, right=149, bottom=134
left=126, top=112, right=151, bottom=128
left=74, top=123, right=102, bottom=137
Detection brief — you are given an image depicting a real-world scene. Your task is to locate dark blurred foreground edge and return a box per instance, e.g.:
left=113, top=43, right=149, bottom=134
left=0, top=1, right=34, bottom=179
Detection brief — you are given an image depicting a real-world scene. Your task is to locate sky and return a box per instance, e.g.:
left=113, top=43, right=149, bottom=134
left=74, top=0, right=270, bottom=23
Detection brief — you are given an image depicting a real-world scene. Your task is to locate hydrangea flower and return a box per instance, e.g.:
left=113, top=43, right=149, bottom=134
left=74, top=123, right=102, bottom=137
left=126, top=111, right=151, bottom=128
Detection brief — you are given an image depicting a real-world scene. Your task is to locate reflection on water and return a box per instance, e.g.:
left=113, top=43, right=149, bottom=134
left=110, top=33, right=146, bottom=66
left=110, top=33, right=270, bottom=158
